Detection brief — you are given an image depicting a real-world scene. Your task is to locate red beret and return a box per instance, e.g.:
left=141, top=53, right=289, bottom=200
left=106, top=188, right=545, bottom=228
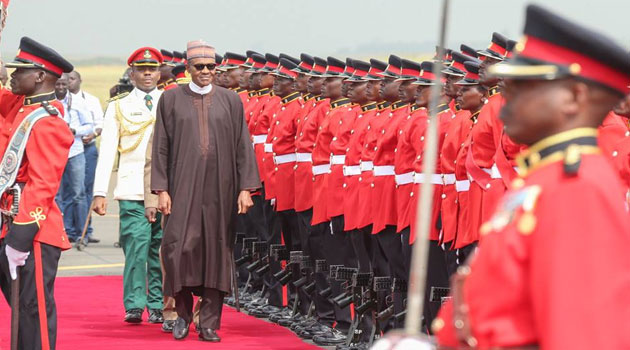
left=127, top=47, right=163, bottom=67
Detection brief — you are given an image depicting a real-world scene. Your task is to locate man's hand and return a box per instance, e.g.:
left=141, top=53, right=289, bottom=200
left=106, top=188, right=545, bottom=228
left=93, top=196, right=107, bottom=216
left=5, top=245, right=29, bottom=280
left=158, top=192, right=172, bottom=215
left=145, top=207, right=158, bottom=223
left=237, top=190, right=254, bottom=214
left=82, top=133, right=96, bottom=144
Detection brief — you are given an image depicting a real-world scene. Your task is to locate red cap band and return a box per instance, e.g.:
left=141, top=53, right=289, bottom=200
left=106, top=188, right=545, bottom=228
left=326, top=65, right=344, bottom=74
left=16, top=50, right=63, bottom=76
left=278, top=65, right=298, bottom=78
left=519, top=35, right=630, bottom=94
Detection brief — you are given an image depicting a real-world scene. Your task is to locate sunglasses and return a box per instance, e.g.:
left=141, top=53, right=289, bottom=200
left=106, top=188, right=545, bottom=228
left=193, top=63, right=216, bottom=71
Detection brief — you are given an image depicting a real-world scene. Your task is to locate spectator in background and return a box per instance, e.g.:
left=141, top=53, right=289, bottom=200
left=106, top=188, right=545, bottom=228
left=55, top=73, right=94, bottom=243
left=68, top=70, right=103, bottom=243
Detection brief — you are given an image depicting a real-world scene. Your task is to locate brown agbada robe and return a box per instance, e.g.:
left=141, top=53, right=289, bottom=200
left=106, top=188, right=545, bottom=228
left=151, top=84, right=260, bottom=296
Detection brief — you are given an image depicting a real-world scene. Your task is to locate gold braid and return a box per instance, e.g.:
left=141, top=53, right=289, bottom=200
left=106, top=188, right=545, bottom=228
left=114, top=101, right=154, bottom=154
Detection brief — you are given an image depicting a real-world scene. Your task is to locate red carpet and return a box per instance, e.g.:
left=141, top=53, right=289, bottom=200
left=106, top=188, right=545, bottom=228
left=0, top=275, right=319, bottom=350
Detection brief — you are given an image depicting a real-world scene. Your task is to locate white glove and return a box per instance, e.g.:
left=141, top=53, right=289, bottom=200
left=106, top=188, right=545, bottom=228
left=5, top=245, right=29, bottom=280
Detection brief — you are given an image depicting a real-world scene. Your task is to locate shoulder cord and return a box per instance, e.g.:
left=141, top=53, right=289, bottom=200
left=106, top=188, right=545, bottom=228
left=114, top=100, right=155, bottom=154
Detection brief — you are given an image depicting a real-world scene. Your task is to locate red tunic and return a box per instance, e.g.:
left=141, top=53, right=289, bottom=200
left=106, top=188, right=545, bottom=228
left=394, top=105, right=428, bottom=232
left=328, top=104, right=359, bottom=218
left=267, top=92, right=303, bottom=211
left=439, top=107, right=471, bottom=244
left=294, top=96, right=329, bottom=212
left=453, top=111, right=479, bottom=249
left=599, top=112, right=630, bottom=198
left=311, top=98, right=352, bottom=225
left=0, top=95, right=74, bottom=251
left=371, top=101, right=410, bottom=234
left=343, top=103, right=377, bottom=231
left=355, top=102, right=391, bottom=229
left=409, top=104, right=455, bottom=243
left=249, top=89, right=276, bottom=184
left=436, top=130, right=630, bottom=350
left=464, top=89, right=504, bottom=242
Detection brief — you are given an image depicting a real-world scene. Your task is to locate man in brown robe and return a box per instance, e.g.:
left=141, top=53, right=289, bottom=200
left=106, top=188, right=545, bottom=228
left=151, top=40, right=260, bottom=342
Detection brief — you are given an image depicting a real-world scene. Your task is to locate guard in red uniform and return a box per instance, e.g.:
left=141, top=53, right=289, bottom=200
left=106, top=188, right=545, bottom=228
left=352, top=59, right=388, bottom=264
left=310, top=57, right=354, bottom=346
left=369, top=54, right=410, bottom=329
left=158, top=49, right=176, bottom=90
left=434, top=6, right=630, bottom=349
left=452, top=61, right=486, bottom=266
left=464, top=32, right=510, bottom=245
left=406, top=61, right=454, bottom=331
left=247, top=53, right=286, bottom=316
left=439, top=52, right=473, bottom=273
left=0, top=36, right=74, bottom=350
left=292, top=56, right=337, bottom=335
left=220, top=52, right=248, bottom=103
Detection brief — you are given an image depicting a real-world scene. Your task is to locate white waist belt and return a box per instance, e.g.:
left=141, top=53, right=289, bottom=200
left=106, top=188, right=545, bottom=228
left=312, top=164, right=331, bottom=175
left=455, top=180, right=470, bottom=192
left=253, top=134, right=268, bottom=144
left=296, top=153, right=312, bottom=162
left=395, top=172, right=414, bottom=185
left=264, top=143, right=273, bottom=153
left=413, top=173, right=443, bottom=185
left=331, top=155, right=346, bottom=165
left=344, top=165, right=361, bottom=176
left=373, top=165, right=395, bottom=176
left=442, top=173, right=456, bottom=185
left=274, top=153, right=297, bottom=164
left=360, top=161, right=374, bottom=172
left=482, top=164, right=501, bottom=179
left=482, top=164, right=518, bottom=179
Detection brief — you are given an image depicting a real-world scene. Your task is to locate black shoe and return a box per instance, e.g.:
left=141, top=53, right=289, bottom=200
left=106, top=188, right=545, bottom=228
left=249, top=305, right=283, bottom=318
left=298, top=323, right=331, bottom=339
left=87, top=237, right=100, bottom=243
left=269, top=308, right=293, bottom=323
left=68, top=236, right=77, bottom=243
left=147, top=309, right=164, bottom=323
left=162, top=320, right=175, bottom=333
left=124, top=309, right=143, bottom=323
left=172, top=317, right=190, bottom=340
left=198, top=328, right=221, bottom=342
left=277, top=314, right=304, bottom=327
left=313, top=328, right=347, bottom=346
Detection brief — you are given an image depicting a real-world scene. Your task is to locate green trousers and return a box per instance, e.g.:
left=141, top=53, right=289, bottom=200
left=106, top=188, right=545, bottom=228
left=119, top=200, right=163, bottom=311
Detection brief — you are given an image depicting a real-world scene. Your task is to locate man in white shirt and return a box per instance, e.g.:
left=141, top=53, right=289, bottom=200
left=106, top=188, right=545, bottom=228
left=68, top=70, right=103, bottom=243
left=92, top=47, right=164, bottom=324
left=54, top=73, right=94, bottom=243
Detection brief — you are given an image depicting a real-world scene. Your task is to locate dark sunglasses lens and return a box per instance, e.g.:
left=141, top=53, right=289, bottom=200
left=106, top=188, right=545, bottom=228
left=194, top=64, right=216, bottom=71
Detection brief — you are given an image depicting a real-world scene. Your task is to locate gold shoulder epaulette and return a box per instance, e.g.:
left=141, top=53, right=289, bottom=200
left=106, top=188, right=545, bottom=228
left=107, top=91, right=130, bottom=103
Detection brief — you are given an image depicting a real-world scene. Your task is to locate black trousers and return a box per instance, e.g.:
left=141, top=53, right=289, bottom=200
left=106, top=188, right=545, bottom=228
left=277, top=209, right=306, bottom=310
left=322, top=215, right=356, bottom=331
left=402, top=229, right=450, bottom=333
left=0, top=241, right=61, bottom=350
left=350, top=226, right=373, bottom=273
left=261, top=191, right=283, bottom=307
left=374, top=225, right=407, bottom=329
left=175, top=286, right=225, bottom=329
left=302, top=216, right=335, bottom=325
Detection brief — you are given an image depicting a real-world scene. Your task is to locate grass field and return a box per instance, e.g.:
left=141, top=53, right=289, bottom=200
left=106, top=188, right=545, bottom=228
left=75, top=65, right=128, bottom=108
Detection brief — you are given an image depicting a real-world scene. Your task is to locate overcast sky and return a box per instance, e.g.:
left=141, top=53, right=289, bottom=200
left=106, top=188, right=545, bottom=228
left=1, top=0, right=628, bottom=61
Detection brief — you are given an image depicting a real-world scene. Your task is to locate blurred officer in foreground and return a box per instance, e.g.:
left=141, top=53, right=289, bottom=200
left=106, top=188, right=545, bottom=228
left=434, top=5, right=630, bottom=349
